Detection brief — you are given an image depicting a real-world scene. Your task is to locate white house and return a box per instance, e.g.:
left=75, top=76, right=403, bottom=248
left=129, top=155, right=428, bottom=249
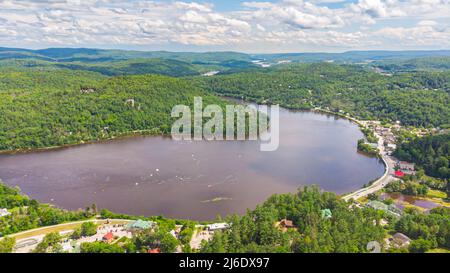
left=399, top=161, right=415, bottom=171
left=206, top=223, right=230, bottom=231
left=0, top=208, right=11, bottom=217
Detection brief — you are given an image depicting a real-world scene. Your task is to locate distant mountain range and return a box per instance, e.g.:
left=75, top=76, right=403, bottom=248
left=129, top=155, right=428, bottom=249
left=1, top=47, right=450, bottom=75
left=1, top=47, right=450, bottom=62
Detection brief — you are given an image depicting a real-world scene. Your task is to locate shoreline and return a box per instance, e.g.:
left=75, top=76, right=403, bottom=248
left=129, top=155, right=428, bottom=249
left=0, top=106, right=389, bottom=205
left=0, top=129, right=167, bottom=155
left=0, top=106, right=365, bottom=155
left=342, top=130, right=394, bottom=201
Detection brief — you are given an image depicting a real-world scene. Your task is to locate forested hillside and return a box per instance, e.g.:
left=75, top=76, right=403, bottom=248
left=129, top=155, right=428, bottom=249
left=194, top=63, right=450, bottom=127
left=0, top=47, right=253, bottom=63
left=0, top=68, right=225, bottom=151
left=0, top=48, right=258, bottom=76
left=55, top=58, right=202, bottom=77
left=0, top=62, right=449, bottom=151
left=373, top=57, right=450, bottom=72
left=394, top=134, right=450, bottom=179
left=199, top=186, right=450, bottom=253
left=0, top=181, right=94, bottom=236
left=201, top=187, right=385, bottom=253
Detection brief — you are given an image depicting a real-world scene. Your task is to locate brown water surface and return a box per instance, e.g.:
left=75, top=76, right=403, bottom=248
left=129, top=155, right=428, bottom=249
left=0, top=108, right=384, bottom=220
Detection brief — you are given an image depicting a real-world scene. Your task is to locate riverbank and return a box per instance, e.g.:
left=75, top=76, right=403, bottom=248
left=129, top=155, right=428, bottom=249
left=310, top=107, right=398, bottom=201
left=9, top=219, right=132, bottom=241
left=0, top=128, right=165, bottom=155
left=0, top=104, right=386, bottom=206
left=0, top=106, right=383, bottom=220
left=0, top=105, right=367, bottom=156
left=341, top=119, right=397, bottom=201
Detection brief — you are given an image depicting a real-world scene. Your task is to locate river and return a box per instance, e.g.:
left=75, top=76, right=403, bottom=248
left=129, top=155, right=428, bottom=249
left=0, top=107, right=385, bottom=220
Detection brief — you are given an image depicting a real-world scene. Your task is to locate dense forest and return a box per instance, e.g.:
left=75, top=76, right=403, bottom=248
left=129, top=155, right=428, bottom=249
left=0, top=49, right=449, bottom=253
left=0, top=58, right=256, bottom=78
left=0, top=181, right=94, bottom=236
left=199, top=186, right=450, bottom=253
left=394, top=134, right=450, bottom=179
left=193, top=63, right=450, bottom=128
left=395, top=207, right=450, bottom=251
left=0, top=60, right=448, bottom=151
left=2, top=47, right=449, bottom=66
left=372, top=57, right=450, bottom=72
left=0, top=68, right=226, bottom=151
left=55, top=58, right=202, bottom=77
left=200, top=187, right=385, bottom=253
left=2, top=183, right=448, bottom=253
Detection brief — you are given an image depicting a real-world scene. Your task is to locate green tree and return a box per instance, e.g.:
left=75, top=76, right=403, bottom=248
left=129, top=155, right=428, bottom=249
left=80, top=242, right=125, bottom=253
left=80, top=222, right=97, bottom=237
left=133, top=228, right=179, bottom=253
left=0, top=237, right=16, bottom=253
left=409, top=239, right=434, bottom=253
left=34, top=232, right=63, bottom=253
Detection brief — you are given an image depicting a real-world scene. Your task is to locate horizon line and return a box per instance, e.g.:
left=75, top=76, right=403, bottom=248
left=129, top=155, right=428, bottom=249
left=2, top=46, right=450, bottom=55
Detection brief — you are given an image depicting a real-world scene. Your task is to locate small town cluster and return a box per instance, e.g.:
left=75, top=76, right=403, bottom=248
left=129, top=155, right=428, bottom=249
left=11, top=219, right=230, bottom=253
left=0, top=117, right=448, bottom=253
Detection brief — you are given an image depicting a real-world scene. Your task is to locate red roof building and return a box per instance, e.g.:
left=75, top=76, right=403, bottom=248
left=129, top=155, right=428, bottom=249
left=395, top=171, right=405, bottom=178
left=148, top=248, right=161, bottom=254
left=103, top=232, right=114, bottom=243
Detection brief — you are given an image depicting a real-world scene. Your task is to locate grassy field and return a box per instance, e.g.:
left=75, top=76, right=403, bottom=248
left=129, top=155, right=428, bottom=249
left=10, top=219, right=131, bottom=240
left=427, top=189, right=448, bottom=199
left=427, top=248, right=450, bottom=253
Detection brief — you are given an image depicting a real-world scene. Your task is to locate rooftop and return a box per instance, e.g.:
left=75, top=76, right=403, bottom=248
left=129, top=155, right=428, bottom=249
left=395, top=171, right=405, bottom=177
left=321, top=209, right=332, bottom=219
left=393, top=233, right=411, bottom=243
left=280, top=219, right=294, bottom=228
left=126, top=219, right=155, bottom=230
left=103, top=232, right=114, bottom=241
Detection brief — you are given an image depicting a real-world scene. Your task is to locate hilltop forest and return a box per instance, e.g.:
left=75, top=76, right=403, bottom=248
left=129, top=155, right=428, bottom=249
left=395, top=134, right=450, bottom=179
left=194, top=63, right=450, bottom=127
left=0, top=55, right=449, bottom=151
left=0, top=48, right=449, bottom=253
left=0, top=68, right=225, bottom=151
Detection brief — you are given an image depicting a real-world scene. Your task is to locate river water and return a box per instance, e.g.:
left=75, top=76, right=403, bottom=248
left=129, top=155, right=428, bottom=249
left=0, top=108, right=384, bottom=220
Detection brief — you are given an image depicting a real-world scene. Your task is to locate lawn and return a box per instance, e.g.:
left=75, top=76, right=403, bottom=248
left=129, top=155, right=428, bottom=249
left=427, top=189, right=447, bottom=199
left=11, top=219, right=131, bottom=240
left=426, top=248, right=450, bottom=253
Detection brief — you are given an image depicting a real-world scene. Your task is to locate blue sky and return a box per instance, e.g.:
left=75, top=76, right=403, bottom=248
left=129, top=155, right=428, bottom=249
left=0, top=0, right=449, bottom=53
left=208, top=0, right=357, bottom=11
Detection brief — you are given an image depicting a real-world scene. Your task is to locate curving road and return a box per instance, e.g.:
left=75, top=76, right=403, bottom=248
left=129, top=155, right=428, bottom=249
left=342, top=131, right=399, bottom=202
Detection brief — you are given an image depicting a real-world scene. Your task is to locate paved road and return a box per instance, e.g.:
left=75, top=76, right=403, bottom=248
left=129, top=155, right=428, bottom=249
left=9, top=218, right=132, bottom=240
left=343, top=132, right=399, bottom=202
left=11, top=219, right=133, bottom=253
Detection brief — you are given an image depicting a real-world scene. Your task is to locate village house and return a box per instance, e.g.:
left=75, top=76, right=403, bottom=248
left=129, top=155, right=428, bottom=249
left=148, top=248, right=161, bottom=254
left=395, top=170, right=405, bottom=178
left=126, top=219, right=156, bottom=231
left=280, top=219, right=294, bottom=228
left=125, top=98, right=135, bottom=107
left=321, top=209, right=332, bottom=219
left=367, top=143, right=378, bottom=149
left=385, top=143, right=397, bottom=153
left=170, top=229, right=178, bottom=239
left=102, top=232, right=115, bottom=244
left=398, top=161, right=415, bottom=171
left=366, top=200, right=402, bottom=218
left=397, top=161, right=416, bottom=175
left=389, top=233, right=412, bottom=248
left=0, top=208, right=11, bottom=217
left=80, top=88, right=96, bottom=94
left=206, top=223, right=229, bottom=231
left=276, top=219, right=297, bottom=232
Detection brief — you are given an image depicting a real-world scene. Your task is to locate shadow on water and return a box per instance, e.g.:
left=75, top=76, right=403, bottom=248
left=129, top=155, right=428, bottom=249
left=0, top=107, right=385, bottom=220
